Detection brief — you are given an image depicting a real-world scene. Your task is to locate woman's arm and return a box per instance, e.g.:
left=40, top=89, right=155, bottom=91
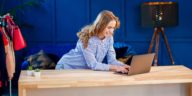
left=55, top=56, right=65, bottom=70
left=107, top=37, right=126, bottom=66
left=106, top=37, right=130, bottom=73
left=81, top=37, right=129, bottom=72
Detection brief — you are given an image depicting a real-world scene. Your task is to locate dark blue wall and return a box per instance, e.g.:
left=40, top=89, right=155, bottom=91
left=1, top=0, right=192, bottom=68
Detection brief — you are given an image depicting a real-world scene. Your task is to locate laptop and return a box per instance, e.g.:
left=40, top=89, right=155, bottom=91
left=116, top=53, right=155, bottom=76
left=127, top=53, right=155, bottom=76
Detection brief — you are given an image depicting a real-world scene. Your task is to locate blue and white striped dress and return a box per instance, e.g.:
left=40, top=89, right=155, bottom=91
left=55, top=36, right=124, bottom=71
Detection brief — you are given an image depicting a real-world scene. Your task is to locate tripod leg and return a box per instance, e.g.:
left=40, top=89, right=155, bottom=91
left=161, top=28, right=175, bottom=65
left=154, top=30, right=160, bottom=66
left=148, top=28, right=157, bottom=53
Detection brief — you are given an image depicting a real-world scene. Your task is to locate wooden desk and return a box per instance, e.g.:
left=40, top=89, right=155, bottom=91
left=19, top=65, right=192, bottom=96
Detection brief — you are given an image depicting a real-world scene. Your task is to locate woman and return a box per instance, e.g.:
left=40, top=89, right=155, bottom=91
left=56, top=10, right=130, bottom=73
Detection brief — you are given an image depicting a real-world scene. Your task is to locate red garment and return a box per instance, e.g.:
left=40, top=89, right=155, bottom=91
left=5, top=15, right=27, bottom=50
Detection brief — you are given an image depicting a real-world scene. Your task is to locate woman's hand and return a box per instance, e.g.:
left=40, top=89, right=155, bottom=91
left=123, top=64, right=130, bottom=71
left=109, top=65, right=130, bottom=74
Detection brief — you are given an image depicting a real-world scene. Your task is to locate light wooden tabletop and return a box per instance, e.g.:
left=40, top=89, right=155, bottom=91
left=19, top=65, right=192, bottom=88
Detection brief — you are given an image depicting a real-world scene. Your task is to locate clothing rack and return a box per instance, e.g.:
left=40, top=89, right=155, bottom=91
left=0, top=13, right=26, bottom=96
left=0, top=13, right=15, bottom=96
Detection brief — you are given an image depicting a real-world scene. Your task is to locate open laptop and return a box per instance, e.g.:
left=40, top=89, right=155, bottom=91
left=127, top=53, right=155, bottom=76
left=116, top=53, right=155, bottom=76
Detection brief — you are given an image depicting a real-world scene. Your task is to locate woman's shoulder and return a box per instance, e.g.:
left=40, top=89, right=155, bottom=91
left=89, top=36, right=100, bottom=43
left=106, top=36, right=114, bottom=43
left=89, top=36, right=113, bottom=43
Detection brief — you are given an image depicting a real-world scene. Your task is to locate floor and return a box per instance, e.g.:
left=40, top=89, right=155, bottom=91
left=1, top=82, right=18, bottom=96
left=1, top=88, right=18, bottom=96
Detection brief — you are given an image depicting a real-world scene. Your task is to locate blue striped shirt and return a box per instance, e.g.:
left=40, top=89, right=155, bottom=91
left=55, top=36, right=124, bottom=71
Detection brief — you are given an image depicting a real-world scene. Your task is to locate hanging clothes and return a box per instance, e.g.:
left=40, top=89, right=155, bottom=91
left=5, top=14, right=26, bottom=51
left=0, top=14, right=26, bottom=80
left=0, top=26, right=8, bottom=79
left=0, top=14, right=27, bottom=96
left=0, top=22, right=15, bottom=80
left=0, top=14, right=26, bottom=92
left=0, top=27, right=8, bottom=89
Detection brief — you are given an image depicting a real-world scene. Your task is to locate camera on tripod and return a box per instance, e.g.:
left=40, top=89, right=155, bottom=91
left=141, top=1, right=178, bottom=27
left=141, top=1, right=179, bottom=65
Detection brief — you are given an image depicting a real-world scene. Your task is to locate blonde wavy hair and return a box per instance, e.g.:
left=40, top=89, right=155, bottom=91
left=77, top=10, right=120, bottom=48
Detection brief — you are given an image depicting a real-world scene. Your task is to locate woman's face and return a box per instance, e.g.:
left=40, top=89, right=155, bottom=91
left=99, top=20, right=116, bottom=39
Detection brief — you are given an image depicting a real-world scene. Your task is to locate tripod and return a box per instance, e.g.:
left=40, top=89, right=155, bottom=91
left=148, top=27, right=175, bottom=66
